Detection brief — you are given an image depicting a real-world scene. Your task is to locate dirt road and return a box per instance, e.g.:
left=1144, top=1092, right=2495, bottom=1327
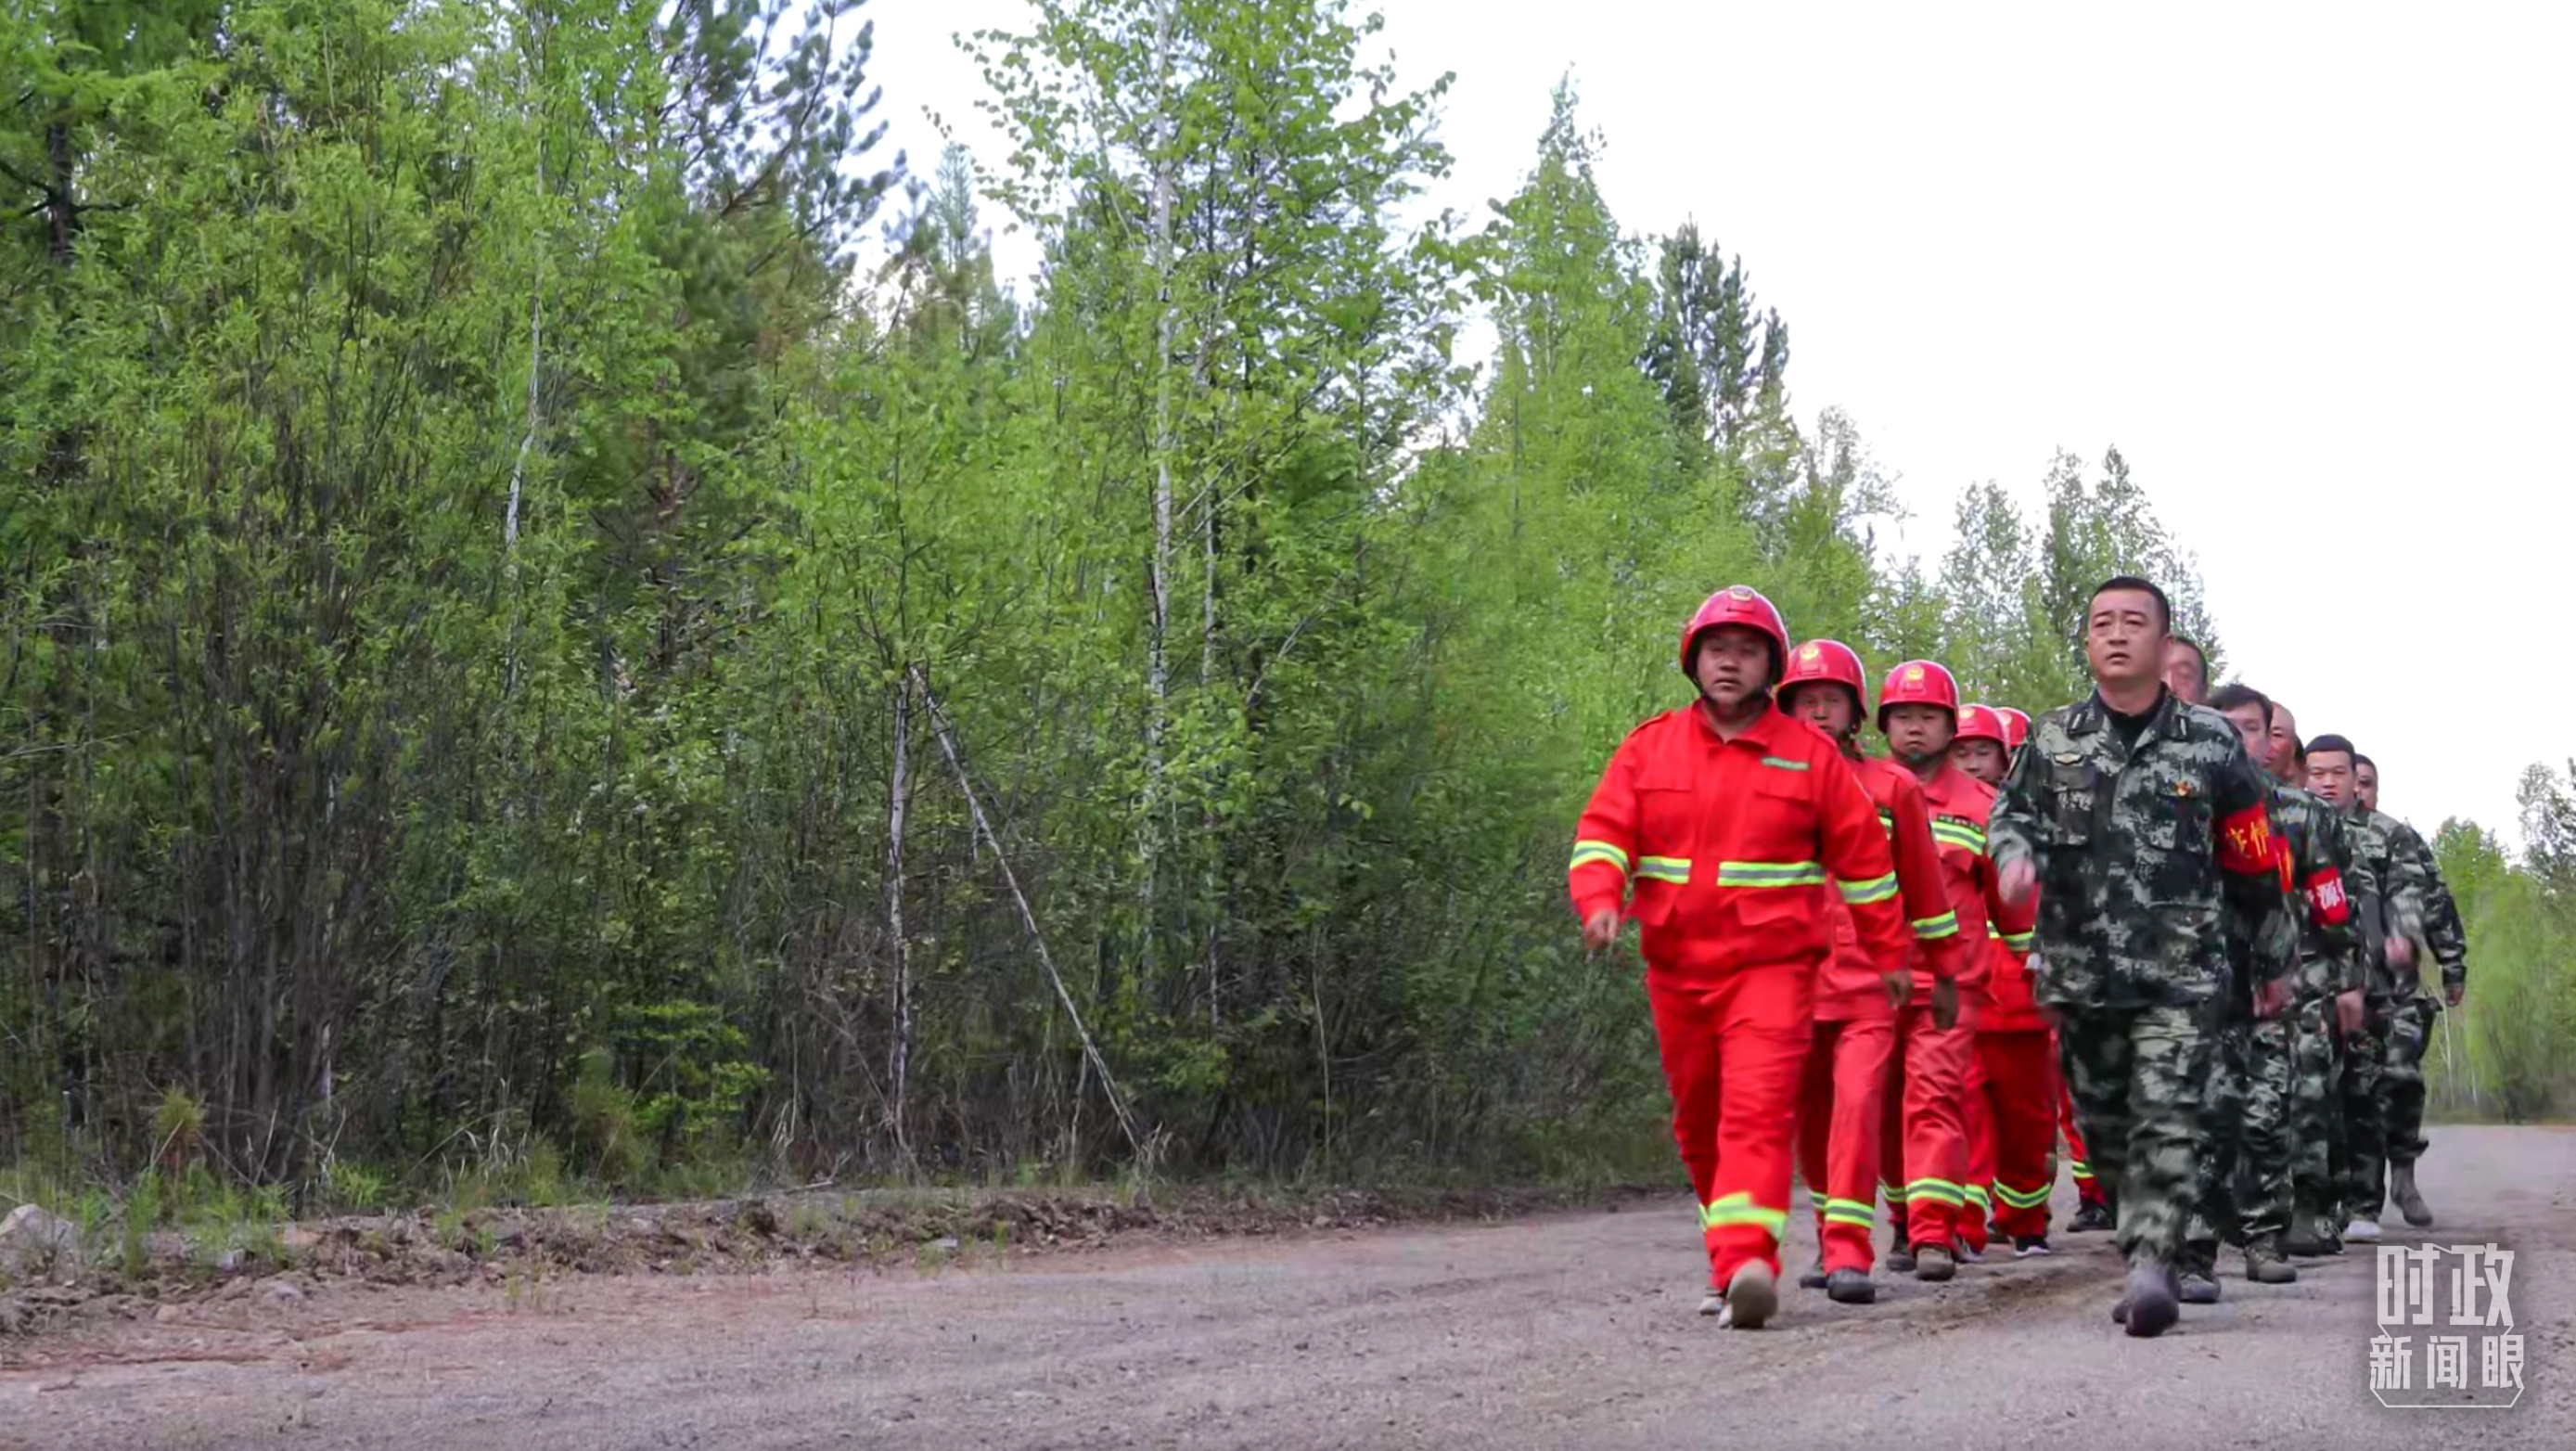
left=6, top=1125, right=2569, bottom=1450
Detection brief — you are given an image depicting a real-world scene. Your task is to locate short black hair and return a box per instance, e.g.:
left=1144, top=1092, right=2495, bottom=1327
left=2307, top=733, right=2359, bottom=764
left=2356, top=754, right=2377, bottom=772
left=2291, top=736, right=2307, bottom=764
left=2170, top=635, right=2208, bottom=672
left=2091, top=575, right=2172, bottom=634
left=2207, top=682, right=2271, bottom=726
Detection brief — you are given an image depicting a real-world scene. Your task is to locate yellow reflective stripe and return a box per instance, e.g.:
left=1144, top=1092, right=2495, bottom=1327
left=1881, top=1181, right=1908, bottom=1202
left=1993, top=1181, right=2053, bottom=1209
left=1570, top=840, right=1632, bottom=875
left=1836, top=871, right=1898, bottom=905
left=1759, top=756, right=1811, bottom=772
left=1906, top=1178, right=1965, bottom=1205
left=1911, top=910, right=1959, bottom=941
left=1964, top=1184, right=1992, bottom=1208
left=1700, top=1193, right=1788, bottom=1236
left=1823, top=1197, right=1876, bottom=1227
left=1717, top=860, right=1826, bottom=888
left=2069, top=1161, right=2094, bottom=1181
left=1930, top=821, right=1988, bottom=853
left=2001, top=931, right=2034, bottom=952
left=1635, top=855, right=1691, bottom=884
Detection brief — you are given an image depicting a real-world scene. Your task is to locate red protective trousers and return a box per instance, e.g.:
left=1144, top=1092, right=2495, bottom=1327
left=1978, top=1029, right=2060, bottom=1239
left=1959, top=1040, right=1995, bottom=1252
left=1649, top=962, right=1813, bottom=1289
left=1880, top=1003, right=1975, bottom=1251
left=1797, top=1015, right=1896, bottom=1275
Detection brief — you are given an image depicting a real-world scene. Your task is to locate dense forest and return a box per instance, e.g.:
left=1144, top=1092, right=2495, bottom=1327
left=3, top=0, right=2565, bottom=1212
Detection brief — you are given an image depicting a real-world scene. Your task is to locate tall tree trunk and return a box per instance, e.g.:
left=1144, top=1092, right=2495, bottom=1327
left=1139, top=0, right=1177, bottom=990
left=885, top=675, right=915, bottom=1167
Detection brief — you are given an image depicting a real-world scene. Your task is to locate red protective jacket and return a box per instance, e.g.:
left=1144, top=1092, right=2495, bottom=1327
left=1909, top=761, right=2032, bottom=1007
left=1570, top=703, right=1913, bottom=984
left=1819, top=754, right=1966, bottom=1017
left=1985, top=902, right=2045, bottom=1031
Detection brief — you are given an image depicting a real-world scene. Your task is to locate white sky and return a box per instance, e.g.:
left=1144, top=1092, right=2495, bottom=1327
left=865, top=0, right=2574, bottom=843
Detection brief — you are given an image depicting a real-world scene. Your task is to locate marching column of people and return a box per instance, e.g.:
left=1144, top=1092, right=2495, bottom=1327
left=1570, top=575, right=2470, bottom=1336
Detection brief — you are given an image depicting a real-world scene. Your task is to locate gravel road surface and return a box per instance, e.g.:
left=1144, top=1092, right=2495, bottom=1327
left=6, top=1125, right=2569, bottom=1450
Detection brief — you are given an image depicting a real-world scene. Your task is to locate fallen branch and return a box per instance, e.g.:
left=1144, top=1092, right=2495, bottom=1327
left=911, top=665, right=1152, bottom=1166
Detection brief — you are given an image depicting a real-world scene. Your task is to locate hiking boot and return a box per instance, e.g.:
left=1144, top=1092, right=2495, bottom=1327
left=2280, top=1207, right=2326, bottom=1257
left=2390, top=1164, right=2434, bottom=1227
left=2012, top=1235, right=2053, bottom=1258
left=2121, top=1260, right=2182, bottom=1338
left=1913, top=1243, right=1956, bottom=1282
left=1721, top=1261, right=1777, bottom=1330
left=2069, top=1201, right=2113, bottom=1234
left=1886, top=1242, right=1917, bottom=1275
left=1826, top=1268, right=1878, bottom=1305
left=2345, top=1217, right=2383, bottom=1244
left=1798, top=1267, right=1830, bottom=1290
left=2245, top=1239, right=2300, bottom=1285
left=2179, top=1269, right=2222, bottom=1304
left=1954, top=1237, right=1986, bottom=1265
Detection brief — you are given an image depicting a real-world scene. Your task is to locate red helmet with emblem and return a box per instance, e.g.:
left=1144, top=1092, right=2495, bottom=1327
left=1775, top=638, right=1867, bottom=716
left=1678, top=585, right=1790, bottom=683
left=1876, top=660, right=1960, bottom=732
left=1998, top=706, right=2031, bottom=752
left=1955, top=703, right=2009, bottom=748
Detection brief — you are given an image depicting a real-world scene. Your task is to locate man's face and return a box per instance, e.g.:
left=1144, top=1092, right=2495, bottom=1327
left=2220, top=701, right=2270, bottom=759
left=2268, top=702, right=2300, bottom=778
left=1692, top=627, right=1774, bottom=713
left=1953, top=738, right=2007, bottom=786
left=2087, top=589, right=2166, bottom=690
left=2309, top=750, right=2358, bottom=808
left=2161, top=642, right=2207, bottom=704
left=2358, top=761, right=2380, bottom=813
left=1784, top=682, right=1858, bottom=740
left=1884, top=703, right=1955, bottom=766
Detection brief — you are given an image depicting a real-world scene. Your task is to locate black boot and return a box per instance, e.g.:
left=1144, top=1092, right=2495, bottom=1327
left=1826, top=1268, right=1877, bottom=1304
left=2116, top=1260, right=2182, bottom=1337
left=2245, top=1238, right=2299, bottom=1285
left=2390, top=1163, right=2434, bottom=1228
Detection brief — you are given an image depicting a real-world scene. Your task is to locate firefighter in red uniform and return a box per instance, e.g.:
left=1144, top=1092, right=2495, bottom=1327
left=1956, top=704, right=2059, bottom=1254
left=1570, top=587, right=1915, bottom=1329
left=1876, top=661, right=2020, bottom=1278
left=1778, top=640, right=1967, bottom=1305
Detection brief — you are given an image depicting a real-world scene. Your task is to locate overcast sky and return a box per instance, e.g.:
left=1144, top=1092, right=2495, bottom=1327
left=865, top=0, right=2573, bottom=843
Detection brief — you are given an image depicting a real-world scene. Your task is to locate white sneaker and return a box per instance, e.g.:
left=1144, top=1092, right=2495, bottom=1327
left=2345, top=1218, right=2383, bottom=1243
left=1954, top=1238, right=1986, bottom=1265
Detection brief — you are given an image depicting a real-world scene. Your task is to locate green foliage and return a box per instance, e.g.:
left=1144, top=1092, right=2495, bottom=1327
left=2422, top=775, right=2576, bottom=1121
left=14, top=0, right=2513, bottom=1207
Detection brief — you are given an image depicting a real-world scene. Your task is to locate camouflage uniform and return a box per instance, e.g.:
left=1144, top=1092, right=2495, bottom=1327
left=2187, top=782, right=2365, bottom=1268
left=2290, top=801, right=2377, bottom=1239
left=2336, top=807, right=2430, bottom=1221
left=2379, top=819, right=2467, bottom=1174
left=1992, top=692, right=2299, bottom=1272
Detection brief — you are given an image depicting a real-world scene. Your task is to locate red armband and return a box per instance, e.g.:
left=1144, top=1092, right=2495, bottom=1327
left=2303, top=866, right=2352, bottom=927
left=2218, top=803, right=2276, bottom=877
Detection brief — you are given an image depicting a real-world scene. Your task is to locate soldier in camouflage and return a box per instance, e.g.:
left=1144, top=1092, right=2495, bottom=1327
left=1991, top=577, right=2300, bottom=1340
left=2355, top=753, right=2468, bottom=1228
left=2184, top=687, right=2368, bottom=1294
left=2303, top=735, right=2430, bottom=1246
